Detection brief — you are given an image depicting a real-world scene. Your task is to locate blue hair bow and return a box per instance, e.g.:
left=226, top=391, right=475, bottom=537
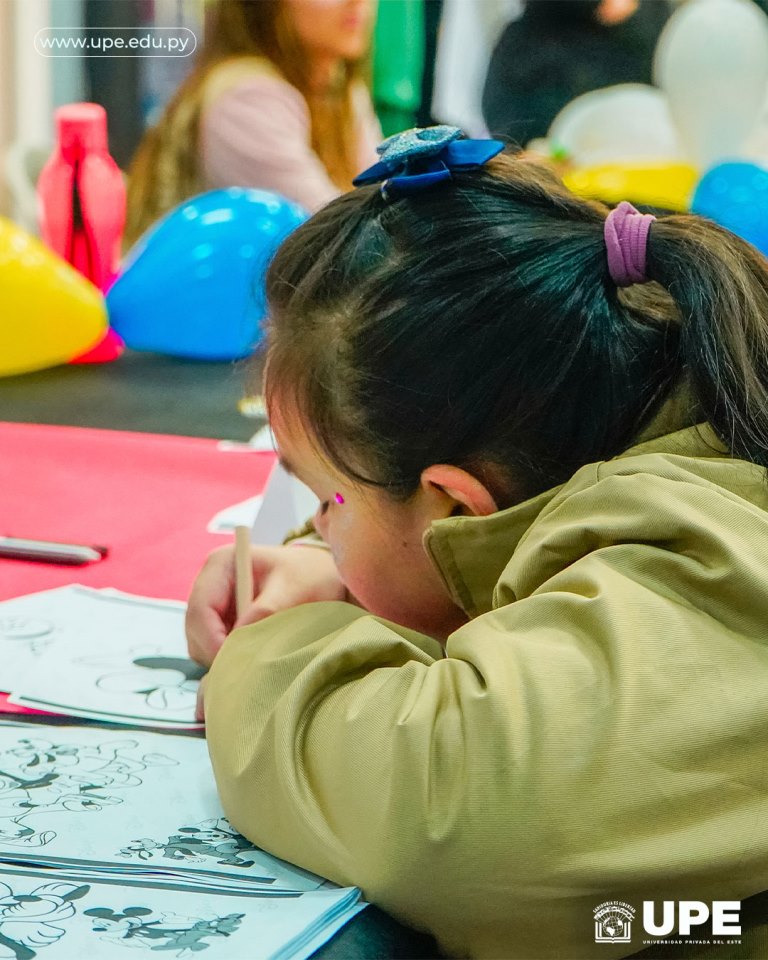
left=353, top=125, right=505, bottom=200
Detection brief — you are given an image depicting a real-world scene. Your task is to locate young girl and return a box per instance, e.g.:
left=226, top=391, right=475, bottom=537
left=187, top=127, right=768, bottom=959
left=124, top=0, right=379, bottom=248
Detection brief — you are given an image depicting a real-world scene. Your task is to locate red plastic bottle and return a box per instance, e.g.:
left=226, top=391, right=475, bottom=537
left=37, top=102, right=125, bottom=363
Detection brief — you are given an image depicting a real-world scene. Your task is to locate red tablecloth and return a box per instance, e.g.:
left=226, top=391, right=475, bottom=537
left=0, top=422, right=275, bottom=712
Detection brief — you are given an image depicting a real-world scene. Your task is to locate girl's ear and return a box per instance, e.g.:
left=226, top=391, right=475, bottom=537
left=420, top=465, right=499, bottom=518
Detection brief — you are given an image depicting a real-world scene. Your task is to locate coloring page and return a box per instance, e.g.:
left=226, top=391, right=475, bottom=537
left=0, top=587, right=77, bottom=693
left=0, top=868, right=363, bottom=960
left=1, top=587, right=202, bottom=727
left=0, top=725, right=322, bottom=894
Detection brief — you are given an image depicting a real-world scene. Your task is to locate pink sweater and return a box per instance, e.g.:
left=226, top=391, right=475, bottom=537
left=200, top=63, right=382, bottom=213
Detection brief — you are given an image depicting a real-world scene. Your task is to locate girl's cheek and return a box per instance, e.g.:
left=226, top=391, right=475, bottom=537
left=327, top=533, right=357, bottom=594
left=327, top=530, right=344, bottom=573
left=336, top=564, right=372, bottom=611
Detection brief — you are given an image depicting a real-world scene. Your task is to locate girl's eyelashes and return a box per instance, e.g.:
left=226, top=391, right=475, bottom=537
left=318, top=494, right=343, bottom=516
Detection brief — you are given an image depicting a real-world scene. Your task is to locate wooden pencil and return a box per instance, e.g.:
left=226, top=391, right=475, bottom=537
left=234, top=525, right=253, bottom=620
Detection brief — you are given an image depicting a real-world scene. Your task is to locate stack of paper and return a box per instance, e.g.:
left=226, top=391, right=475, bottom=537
left=0, top=721, right=365, bottom=960
left=0, top=722, right=317, bottom=893
left=0, top=867, right=362, bottom=960
left=0, top=586, right=203, bottom=728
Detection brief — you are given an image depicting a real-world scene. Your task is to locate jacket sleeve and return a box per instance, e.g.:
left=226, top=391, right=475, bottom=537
left=204, top=539, right=768, bottom=958
left=203, top=584, right=631, bottom=958
left=205, top=601, right=446, bottom=884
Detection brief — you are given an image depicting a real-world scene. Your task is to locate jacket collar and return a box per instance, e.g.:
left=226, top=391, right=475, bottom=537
left=422, top=422, right=727, bottom=619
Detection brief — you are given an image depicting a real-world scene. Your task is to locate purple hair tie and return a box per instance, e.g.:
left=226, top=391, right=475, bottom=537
left=604, top=201, right=656, bottom=287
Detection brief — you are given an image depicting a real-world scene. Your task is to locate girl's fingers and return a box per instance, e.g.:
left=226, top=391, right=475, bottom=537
left=187, top=607, right=230, bottom=668
left=233, top=604, right=277, bottom=630
left=187, top=544, right=344, bottom=664
left=186, top=547, right=238, bottom=666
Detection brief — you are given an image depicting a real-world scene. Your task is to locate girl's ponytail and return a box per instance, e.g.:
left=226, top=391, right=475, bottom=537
left=646, top=216, right=768, bottom=468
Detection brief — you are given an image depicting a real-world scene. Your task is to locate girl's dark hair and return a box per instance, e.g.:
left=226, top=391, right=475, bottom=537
left=264, top=154, right=768, bottom=507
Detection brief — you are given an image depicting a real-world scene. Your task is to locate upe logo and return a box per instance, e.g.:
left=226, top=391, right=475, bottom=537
left=593, top=901, right=636, bottom=942
left=643, top=901, right=741, bottom=936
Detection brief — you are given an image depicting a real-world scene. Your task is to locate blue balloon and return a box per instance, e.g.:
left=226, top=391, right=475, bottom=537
left=691, top=162, right=768, bottom=256
left=107, top=188, right=307, bottom=360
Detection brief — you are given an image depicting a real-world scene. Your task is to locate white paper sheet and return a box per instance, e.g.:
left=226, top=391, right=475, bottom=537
left=250, top=464, right=319, bottom=546
left=2, top=587, right=202, bottom=728
left=0, top=585, right=86, bottom=692
left=206, top=495, right=264, bottom=534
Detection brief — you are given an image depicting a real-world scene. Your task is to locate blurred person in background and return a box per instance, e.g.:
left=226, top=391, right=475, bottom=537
left=482, top=0, right=670, bottom=151
left=125, top=0, right=380, bottom=248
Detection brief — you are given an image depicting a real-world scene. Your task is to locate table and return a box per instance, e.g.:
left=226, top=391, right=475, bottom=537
left=0, top=420, right=272, bottom=720
left=0, top=349, right=260, bottom=441
left=0, top=421, right=273, bottom=601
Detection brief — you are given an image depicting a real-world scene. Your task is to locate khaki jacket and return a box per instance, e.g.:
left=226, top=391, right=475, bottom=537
left=206, top=423, right=768, bottom=959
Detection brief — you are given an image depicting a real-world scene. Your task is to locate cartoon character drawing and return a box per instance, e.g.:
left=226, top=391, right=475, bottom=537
left=118, top=818, right=272, bottom=876
left=85, top=905, right=244, bottom=956
left=77, top=652, right=205, bottom=712
left=5, top=738, right=177, bottom=790
left=0, top=737, right=177, bottom=847
left=0, top=618, right=55, bottom=657
left=0, top=880, right=88, bottom=960
left=0, top=618, right=53, bottom=640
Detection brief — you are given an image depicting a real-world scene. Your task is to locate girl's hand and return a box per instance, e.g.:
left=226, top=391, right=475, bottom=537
left=185, top=544, right=347, bottom=669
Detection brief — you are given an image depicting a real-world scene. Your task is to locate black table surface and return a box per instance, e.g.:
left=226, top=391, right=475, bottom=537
left=0, top=349, right=259, bottom=440
left=0, top=351, right=443, bottom=960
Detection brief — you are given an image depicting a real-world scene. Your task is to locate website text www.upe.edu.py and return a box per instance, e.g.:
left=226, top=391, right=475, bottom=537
left=34, top=28, right=197, bottom=58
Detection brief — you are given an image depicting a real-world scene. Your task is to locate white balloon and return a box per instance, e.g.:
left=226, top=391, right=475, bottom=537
left=654, top=0, right=768, bottom=169
left=547, top=83, right=686, bottom=167
left=742, top=84, right=768, bottom=162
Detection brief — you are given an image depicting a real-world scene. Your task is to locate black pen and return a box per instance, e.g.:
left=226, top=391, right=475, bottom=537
left=0, top=536, right=109, bottom=566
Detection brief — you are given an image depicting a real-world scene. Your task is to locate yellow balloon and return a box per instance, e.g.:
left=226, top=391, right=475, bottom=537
left=563, top=163, right=699, bottom=212
left=0, top=217, right=107, bottom=377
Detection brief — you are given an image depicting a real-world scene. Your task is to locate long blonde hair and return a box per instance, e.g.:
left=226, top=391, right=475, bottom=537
left=125, top=0, right=367, bottom=248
